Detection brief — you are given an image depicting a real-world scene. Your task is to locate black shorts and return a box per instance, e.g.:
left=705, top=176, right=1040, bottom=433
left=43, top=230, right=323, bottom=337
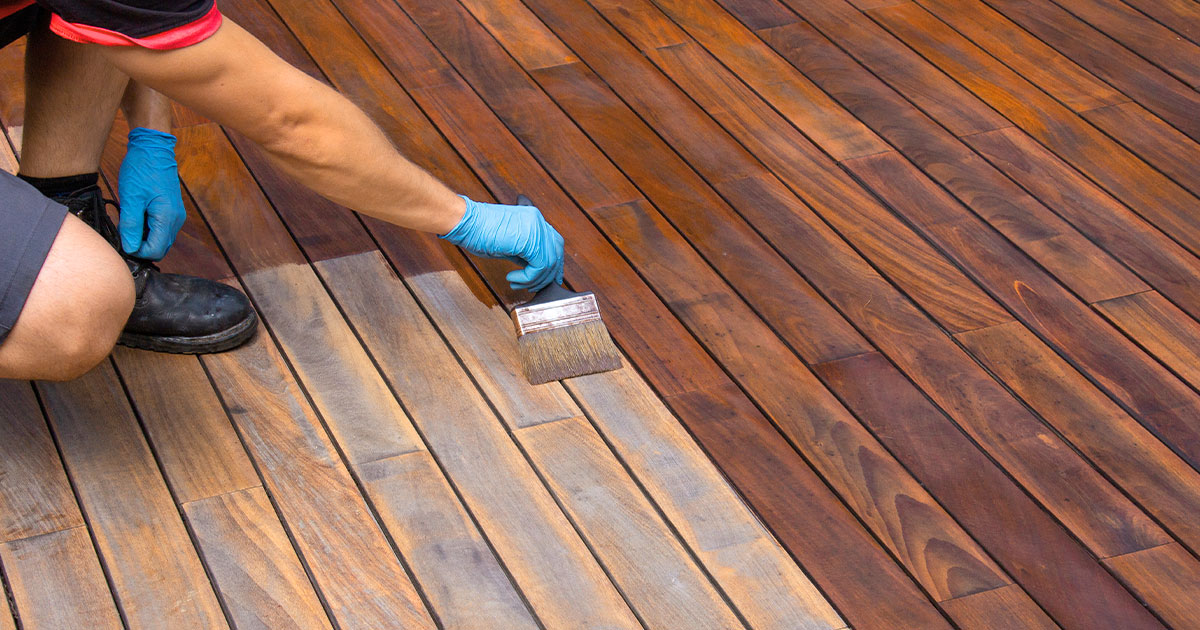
left=0, top=4, right=37, bottom=49
left=0, top=172, right=67, bottom=343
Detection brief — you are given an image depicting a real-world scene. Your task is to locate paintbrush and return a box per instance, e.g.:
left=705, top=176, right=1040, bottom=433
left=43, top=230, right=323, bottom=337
left=513, top=195, right=622, bottom=384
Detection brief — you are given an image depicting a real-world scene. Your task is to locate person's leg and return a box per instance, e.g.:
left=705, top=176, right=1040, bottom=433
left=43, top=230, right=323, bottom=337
left=18, top=18, right=128, bottom=178
left=0, top=214, right=135, bottom=380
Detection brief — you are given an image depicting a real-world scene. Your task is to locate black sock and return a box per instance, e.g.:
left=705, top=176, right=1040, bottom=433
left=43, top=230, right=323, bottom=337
left=18, top=172, right=99, bottom=197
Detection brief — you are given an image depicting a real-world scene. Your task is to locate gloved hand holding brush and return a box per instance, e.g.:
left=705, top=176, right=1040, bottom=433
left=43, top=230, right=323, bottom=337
left=440, top=196, right=565, bottom=292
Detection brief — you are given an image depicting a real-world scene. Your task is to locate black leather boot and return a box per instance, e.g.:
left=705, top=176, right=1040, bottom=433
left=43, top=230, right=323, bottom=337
left=54, top=185, right=257, bottom=353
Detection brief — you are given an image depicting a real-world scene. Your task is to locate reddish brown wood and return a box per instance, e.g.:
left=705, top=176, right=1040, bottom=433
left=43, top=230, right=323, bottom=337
left=1094, top=291, right=1200, bottom=393
left=1081, top=102, right=1200, bottom=199
left=1104, top=543, right=1200, bottom=629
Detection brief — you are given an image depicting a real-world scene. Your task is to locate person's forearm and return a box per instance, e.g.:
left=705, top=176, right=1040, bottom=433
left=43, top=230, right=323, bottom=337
left=99, top=19, right=466, bottom=235
left=121, top=82, right=172, bottom=133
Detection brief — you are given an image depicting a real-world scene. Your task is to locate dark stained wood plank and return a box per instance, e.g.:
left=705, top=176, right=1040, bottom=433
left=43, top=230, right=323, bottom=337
left=1094, top=291, right=1200, bottom=392
left=757, top=19, right=1146, bottom=303
left=970, top=0, right=1200, bottom=139
left=202, top=331, right=437, bottom=630
left=0, top=528, right=123, bottom=630
left=113, top=348, right=261, bottom=504
left=955, top=320, right=1200, bottom=555
left=37, top=363, right=229, bottom=629
left=183, top=488, right=336, bottom=630
left=515, top=0, right=1012, bottom=334
left=309, top=253, right=646, bottom=630
left=938, top=585, right=1060, bottom=630
left=1103, top=543, right=1200, bottom=629
left=1119, top=0, right=1200, bottom=44
left=599, top=0, right=891, bottom=161
left=0, top=381, right=83, bottom=542
left=910, top=0, right=1126, bottom=112
left=1047, top=0, right=1200, bottom=88
left=1081, top=101, right=1200, bottom=199
left=712, top=0, right=803, bottom=29
left=866, top=1, right=1200, bottom=256
left=813, top=351, right=1163, bottom=630
left=0, top=37, right=24, bottom=134
left=356, top=451, right=542, bottom=630
left=844, top=150, right=1200, bottom=469
left=963, top=126, right=1200, bottom=323
left=391, top=253, right=848, bottom=629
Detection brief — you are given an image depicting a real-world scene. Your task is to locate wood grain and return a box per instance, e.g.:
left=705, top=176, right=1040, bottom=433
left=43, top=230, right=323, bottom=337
left=357, top=452, right=541, bottom=630
left=1093, top=291, right=1200, bottom=395
left=183, top=488, right=335, bottom=630
left=202, top=331, right=437, bottom=630
left=938, top=585, right=1060, bottom=630
left=0, top=578, right=12, bottom=630
left=963, top=126, right=1200, bottom=322
left=1081, top=101, right=1200, bottom=199
left=389, top=251, right=843, bottom=629
left=0, top=528, right=122, bottom=630
left=867, top=1, right=1200, bottom=257
left=112, top=348, right=260, bottom=504
left=758, top=19, right=1145, bottom=303
left=1118, top=0, right=1200, bottom=44
left=844, top=149, right=1200, bottom=470
left=1104, top=543, right=1200, bottom=629
left=37, top=363, right=229, bottom=629
left=956, top=321, right=1200, bottom=554
left=0, top=380, right=83, bottom=542
left=813, top=351, right=1162, bottom=630
left=312, top=252, right=644, bottom=629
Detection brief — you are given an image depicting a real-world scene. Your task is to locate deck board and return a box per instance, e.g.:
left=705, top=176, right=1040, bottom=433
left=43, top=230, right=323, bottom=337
left=2, top=0, right=1199, bottom=628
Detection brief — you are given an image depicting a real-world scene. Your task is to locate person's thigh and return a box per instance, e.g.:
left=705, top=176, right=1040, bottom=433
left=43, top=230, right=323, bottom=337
left=0, top=174, right=133, bottom=381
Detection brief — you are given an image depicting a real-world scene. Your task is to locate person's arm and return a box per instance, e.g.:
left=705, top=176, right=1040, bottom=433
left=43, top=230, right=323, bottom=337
left=96, top=18, right=466, bottom=235
left=114, top=82, right=187, bottom=259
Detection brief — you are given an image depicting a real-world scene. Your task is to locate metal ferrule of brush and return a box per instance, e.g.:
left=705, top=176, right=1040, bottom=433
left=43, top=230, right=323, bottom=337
left=512, top=283, right=601, bottom=336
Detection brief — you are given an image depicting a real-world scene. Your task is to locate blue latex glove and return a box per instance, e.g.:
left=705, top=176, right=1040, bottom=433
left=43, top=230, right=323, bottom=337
left=440, top=196, right=565, bottom=292
left=117, top=127, right=187, bottom=260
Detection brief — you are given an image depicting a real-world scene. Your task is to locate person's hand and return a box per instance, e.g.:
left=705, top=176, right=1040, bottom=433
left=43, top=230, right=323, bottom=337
left=440, top=196, right=565, bottom=292
left=117, top=127, right=187, bottom=261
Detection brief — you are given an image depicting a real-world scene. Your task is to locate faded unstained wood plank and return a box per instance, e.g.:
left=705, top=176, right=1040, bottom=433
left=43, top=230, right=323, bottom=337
left=938, top=585, right=1059, bottom=630
left=813, top=351, right=1160, bottom=630
left=311, top=253, right=644, bottom=629
left=867, top=1, right=1200, bottom=257
left=1104, top=543, right=1200, bottom=629
left=357, top=452, right=541, bottom=630
left=955, top=321, right=1200, bottom=555
left=202, top=331, right=436, bottom=630
left=0, top=381, right=82, bottom=542
left=0, top=129, right=16, bottom=173
left=1093, top=291, right=1200, bottom=399
left=963, top=127, right=1200, bottom=323
left=1081, top=102, right=1200, bottom=199
left=528, top=0, right=1011, bottom=334
left=605, top=0, right=891, bottom=160
left=844, top=150, right=1200, bottom=469
left=0, top=580, right=12, bottom=630
left=390, top=255, right=843, bottom=629
left=758, top=19, right=1146, bottom=302
left=0, top=528, right=122, bottom=630
left=911, top=0, right=1125, bottom=112
left=518, top=416, right=750, bottom=630
left=37, top=363, right=228, bottom=629
left=183, top=488, right=335, bottom=630
left=113, top=348, right=260, bottom=504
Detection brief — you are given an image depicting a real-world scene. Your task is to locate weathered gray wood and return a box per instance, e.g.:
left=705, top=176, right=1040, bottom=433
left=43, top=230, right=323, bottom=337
left=315, top=251, right=644, bottom=629
left=0, top=380, right=82, bottom=542
left=0, top=527, right=122, bottom=630
left=184, top=487, right=336, bottom=630
left=113, top=348, right=260, bottom=504
left=36, top=363, right=228, bottom=629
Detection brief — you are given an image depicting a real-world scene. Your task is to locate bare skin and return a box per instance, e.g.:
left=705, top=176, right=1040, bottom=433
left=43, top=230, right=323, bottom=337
left=98, top=18, right=469, bottom=235
left=2, top=28, right=135, bottom=380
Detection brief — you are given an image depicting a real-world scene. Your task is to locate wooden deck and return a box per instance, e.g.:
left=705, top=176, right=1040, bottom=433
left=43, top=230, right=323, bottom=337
left=3, top=0, right=1200, bottom=628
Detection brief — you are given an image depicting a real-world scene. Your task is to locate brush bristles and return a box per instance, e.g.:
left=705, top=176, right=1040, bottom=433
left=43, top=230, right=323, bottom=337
left=518, top=320, right=622, bottom=384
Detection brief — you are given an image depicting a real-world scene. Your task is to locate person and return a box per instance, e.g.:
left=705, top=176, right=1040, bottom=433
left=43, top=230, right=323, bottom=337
left=0, top=0, right=565, bottom=381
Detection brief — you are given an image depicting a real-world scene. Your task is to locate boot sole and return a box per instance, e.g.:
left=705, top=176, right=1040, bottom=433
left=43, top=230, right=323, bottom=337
left=117, top=311, right=259, bottom=355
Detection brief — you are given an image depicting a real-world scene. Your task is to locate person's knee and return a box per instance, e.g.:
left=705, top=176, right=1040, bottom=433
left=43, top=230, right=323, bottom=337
left=0, top=215, right=134, bottom=381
